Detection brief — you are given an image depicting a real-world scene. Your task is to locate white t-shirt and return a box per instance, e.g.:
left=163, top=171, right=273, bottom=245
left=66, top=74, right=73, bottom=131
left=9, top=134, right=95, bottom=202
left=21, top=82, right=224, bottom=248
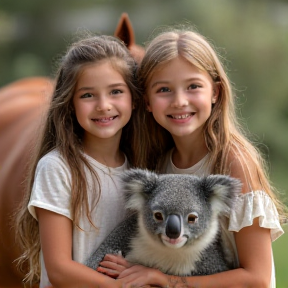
left=28, top=149, right=128, bottom=288
left=160, top=149, right=284, bottom=288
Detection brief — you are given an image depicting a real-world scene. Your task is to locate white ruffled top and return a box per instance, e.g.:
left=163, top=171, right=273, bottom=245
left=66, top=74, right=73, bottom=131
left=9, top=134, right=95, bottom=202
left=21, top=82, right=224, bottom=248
left=160, top=149, right=284, bottom=288
left=229, top=190, right=283, bottom=240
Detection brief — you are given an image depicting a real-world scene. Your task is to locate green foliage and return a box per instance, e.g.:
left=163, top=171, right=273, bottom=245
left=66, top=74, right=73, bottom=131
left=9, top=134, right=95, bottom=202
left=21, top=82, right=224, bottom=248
left=273, top=225, right=288, bottom=288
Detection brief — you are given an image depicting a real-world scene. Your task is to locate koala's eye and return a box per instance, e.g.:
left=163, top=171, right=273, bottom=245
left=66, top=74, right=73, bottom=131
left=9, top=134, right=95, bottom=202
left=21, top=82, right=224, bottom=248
left=154, top=212, right=164, bottom=222
left=188, top=214, right=198, bottom=224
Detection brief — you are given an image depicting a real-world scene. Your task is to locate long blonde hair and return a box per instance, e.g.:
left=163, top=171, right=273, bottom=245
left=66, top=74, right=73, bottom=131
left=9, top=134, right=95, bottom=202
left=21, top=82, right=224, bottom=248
left=138, top=28, right=287, bottom=223
left=15, top=34, right=145, bottom=284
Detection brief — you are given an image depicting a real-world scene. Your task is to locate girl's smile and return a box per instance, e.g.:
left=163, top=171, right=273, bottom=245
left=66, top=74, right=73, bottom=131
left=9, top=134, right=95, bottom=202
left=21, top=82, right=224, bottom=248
left=168, top=112, right=196, bottom=122
left=92, top=115, right=118, bottom=124
left=169, top=113, right=195, bottom=119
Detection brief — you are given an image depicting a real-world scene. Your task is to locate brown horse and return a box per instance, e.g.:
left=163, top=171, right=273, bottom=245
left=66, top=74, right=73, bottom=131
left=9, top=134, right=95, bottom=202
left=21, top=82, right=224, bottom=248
left=0, top=13, right=144, bottom=288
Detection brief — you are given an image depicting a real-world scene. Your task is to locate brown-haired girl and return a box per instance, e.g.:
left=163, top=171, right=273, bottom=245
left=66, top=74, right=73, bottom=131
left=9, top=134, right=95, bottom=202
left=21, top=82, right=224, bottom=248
left=101, top=28, right=287, bottom=288
left=15, top=34, right=144, bottom=288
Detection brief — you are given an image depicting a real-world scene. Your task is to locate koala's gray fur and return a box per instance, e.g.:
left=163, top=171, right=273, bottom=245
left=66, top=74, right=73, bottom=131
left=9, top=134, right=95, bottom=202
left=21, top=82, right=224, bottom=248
left=86, top=169, right=241, bottom=276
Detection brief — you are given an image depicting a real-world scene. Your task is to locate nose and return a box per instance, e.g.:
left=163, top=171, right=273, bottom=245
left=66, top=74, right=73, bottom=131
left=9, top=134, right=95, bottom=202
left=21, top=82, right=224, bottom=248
left=96, top=96, right=112, bottom=112
left=166, top=214, right=181, bottom=239
left=171, top=90, right=188, bottom=108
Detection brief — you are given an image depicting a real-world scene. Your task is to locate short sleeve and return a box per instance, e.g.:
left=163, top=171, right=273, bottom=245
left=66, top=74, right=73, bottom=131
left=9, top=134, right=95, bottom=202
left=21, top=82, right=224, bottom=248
left=28, top=150, right=73, bottom=221
left=228, top=190, right=284, bottom=241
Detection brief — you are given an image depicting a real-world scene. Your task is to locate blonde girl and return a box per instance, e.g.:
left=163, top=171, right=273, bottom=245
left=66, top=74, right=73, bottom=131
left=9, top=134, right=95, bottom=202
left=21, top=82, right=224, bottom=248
left=15, top=34, right=144, bottom=288
left=101, top=28, right=287, bottom=288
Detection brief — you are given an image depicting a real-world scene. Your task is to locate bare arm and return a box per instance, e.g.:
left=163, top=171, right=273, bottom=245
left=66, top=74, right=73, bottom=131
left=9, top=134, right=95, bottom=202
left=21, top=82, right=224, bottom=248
left=36, top=208, right=122, bottom=288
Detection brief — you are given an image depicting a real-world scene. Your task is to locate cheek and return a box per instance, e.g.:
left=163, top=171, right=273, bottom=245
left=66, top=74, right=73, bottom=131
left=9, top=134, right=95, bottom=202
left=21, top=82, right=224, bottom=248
left=75, top=103, right=91, bottom=117
left=149, top=103, right=165, bottom=123
left=117, top=101, right=133, bottom=123
left=196, top=96, right=213, bottom=114
left=122, top=93, right=133, bottom=109
left=74, top=104, right=95, bottom=126
left=121, top=99, right=133, bottom=115
left=147, top=97, right=165, bottom=113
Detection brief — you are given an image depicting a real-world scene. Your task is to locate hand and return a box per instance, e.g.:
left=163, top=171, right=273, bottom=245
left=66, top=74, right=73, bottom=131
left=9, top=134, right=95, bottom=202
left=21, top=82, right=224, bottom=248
left=117, top=264, right=165, bottom=287
left=115, top=279, right=154, bottom=288
left=97, top=253, right=132, bottom=278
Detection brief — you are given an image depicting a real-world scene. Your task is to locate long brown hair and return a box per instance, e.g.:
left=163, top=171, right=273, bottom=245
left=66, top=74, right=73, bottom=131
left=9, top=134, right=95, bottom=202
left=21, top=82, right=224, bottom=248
left=15, top=34, right=146, bottom=284
left=138, top=28, right=288, bottom=223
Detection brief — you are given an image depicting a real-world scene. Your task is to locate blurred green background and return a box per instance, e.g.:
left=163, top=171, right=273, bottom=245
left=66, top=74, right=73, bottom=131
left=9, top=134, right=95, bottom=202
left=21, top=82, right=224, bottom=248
left=1, top=0, right=287, bottom=286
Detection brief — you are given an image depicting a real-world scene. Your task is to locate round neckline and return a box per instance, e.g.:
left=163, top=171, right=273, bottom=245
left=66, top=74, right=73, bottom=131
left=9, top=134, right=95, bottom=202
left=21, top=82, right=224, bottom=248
left=83, top=153, right=128, bottom=175
left=169, top=149, right=210, bottom=174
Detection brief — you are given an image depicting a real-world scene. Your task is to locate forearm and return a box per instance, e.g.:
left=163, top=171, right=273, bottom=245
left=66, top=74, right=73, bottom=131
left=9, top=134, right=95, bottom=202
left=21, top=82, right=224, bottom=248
left=156, top=268, right=269, bottom=288
left=47, top=259, right=117, bottom=288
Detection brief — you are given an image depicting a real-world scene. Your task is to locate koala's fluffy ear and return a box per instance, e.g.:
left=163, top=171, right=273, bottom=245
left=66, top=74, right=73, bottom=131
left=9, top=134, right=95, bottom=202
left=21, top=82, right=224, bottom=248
left=121, top=169, right=159, bottom=211
left=201, top=175, right=242, bottom=214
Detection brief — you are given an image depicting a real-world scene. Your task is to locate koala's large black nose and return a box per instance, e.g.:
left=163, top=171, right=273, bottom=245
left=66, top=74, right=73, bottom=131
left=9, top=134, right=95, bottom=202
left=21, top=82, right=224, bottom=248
left=166, top=214, right=181, bottom=239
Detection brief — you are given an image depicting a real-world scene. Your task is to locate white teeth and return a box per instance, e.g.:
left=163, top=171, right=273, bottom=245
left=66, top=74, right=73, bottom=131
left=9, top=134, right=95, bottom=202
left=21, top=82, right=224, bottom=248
left=94, top=117, right=115, bottom=122
left=171, top=114, right=191, bottom=119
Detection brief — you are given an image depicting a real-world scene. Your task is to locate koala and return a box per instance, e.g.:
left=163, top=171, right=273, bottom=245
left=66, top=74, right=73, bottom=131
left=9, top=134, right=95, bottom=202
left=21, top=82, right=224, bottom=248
left=86, top=169, right=242, bottom=276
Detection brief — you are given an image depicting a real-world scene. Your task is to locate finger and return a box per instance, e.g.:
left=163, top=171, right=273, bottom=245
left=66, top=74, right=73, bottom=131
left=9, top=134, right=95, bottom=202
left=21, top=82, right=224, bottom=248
left=103, top=253, right=125, bottom=263
left=118, top=265, right=142, bottom=279
left=97, top=266, right=119, bottom=278
left=103, top=253, right=123, bottom=261
left=99, top=260, right=125, bottom=270
left=103, top=254, right=132, bottom=268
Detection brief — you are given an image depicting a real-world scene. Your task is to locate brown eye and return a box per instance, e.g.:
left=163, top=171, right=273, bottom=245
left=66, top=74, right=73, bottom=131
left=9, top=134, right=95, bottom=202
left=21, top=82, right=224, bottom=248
left=154, top=212, right=163, bottom=221
left=188, top=214, right=198, bottom=223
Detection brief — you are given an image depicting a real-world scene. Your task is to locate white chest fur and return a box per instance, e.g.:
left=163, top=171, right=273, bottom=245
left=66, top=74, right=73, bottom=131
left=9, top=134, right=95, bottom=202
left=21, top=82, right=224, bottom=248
left=126, top=216, right=220, bottom=276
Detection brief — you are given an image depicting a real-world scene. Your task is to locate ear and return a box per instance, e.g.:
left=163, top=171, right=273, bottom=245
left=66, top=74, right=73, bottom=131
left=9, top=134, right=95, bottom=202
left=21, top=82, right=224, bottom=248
left=146, top=102, right=152, bottom=112
left=121, top=169, right=159, bottom=210
left=114, top=13, right=135, bottom=48
left=201, top=175, right=242, bottom=214
left=212, top=82, right=220, bottom=104
left=144, top=95, right=152, bottom=112
left=114, top=13, right=145, bottom=64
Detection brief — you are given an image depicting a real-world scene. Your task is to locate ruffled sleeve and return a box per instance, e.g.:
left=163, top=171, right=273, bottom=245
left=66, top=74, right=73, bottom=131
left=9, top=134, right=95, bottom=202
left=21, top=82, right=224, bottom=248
left=228, top=190, right=284, bottom=241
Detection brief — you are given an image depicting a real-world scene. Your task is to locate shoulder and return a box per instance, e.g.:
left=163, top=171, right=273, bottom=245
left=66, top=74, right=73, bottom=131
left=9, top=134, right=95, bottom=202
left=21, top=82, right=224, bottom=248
left=38, top=149, right=66, bottom=167
left=36, top=149, right=71, bottom=179
left=226, top=149, right=262, bottom=194
left=38, top=149, right=62, bottom=163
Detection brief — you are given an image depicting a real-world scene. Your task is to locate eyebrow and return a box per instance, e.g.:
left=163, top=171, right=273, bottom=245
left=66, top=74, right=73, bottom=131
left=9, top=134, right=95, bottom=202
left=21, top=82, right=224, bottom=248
left=76, top=82, right=128, bottom=93
left=151, top=81, right=169, bottom=88
left=151, top=77, right=205, bottom=88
